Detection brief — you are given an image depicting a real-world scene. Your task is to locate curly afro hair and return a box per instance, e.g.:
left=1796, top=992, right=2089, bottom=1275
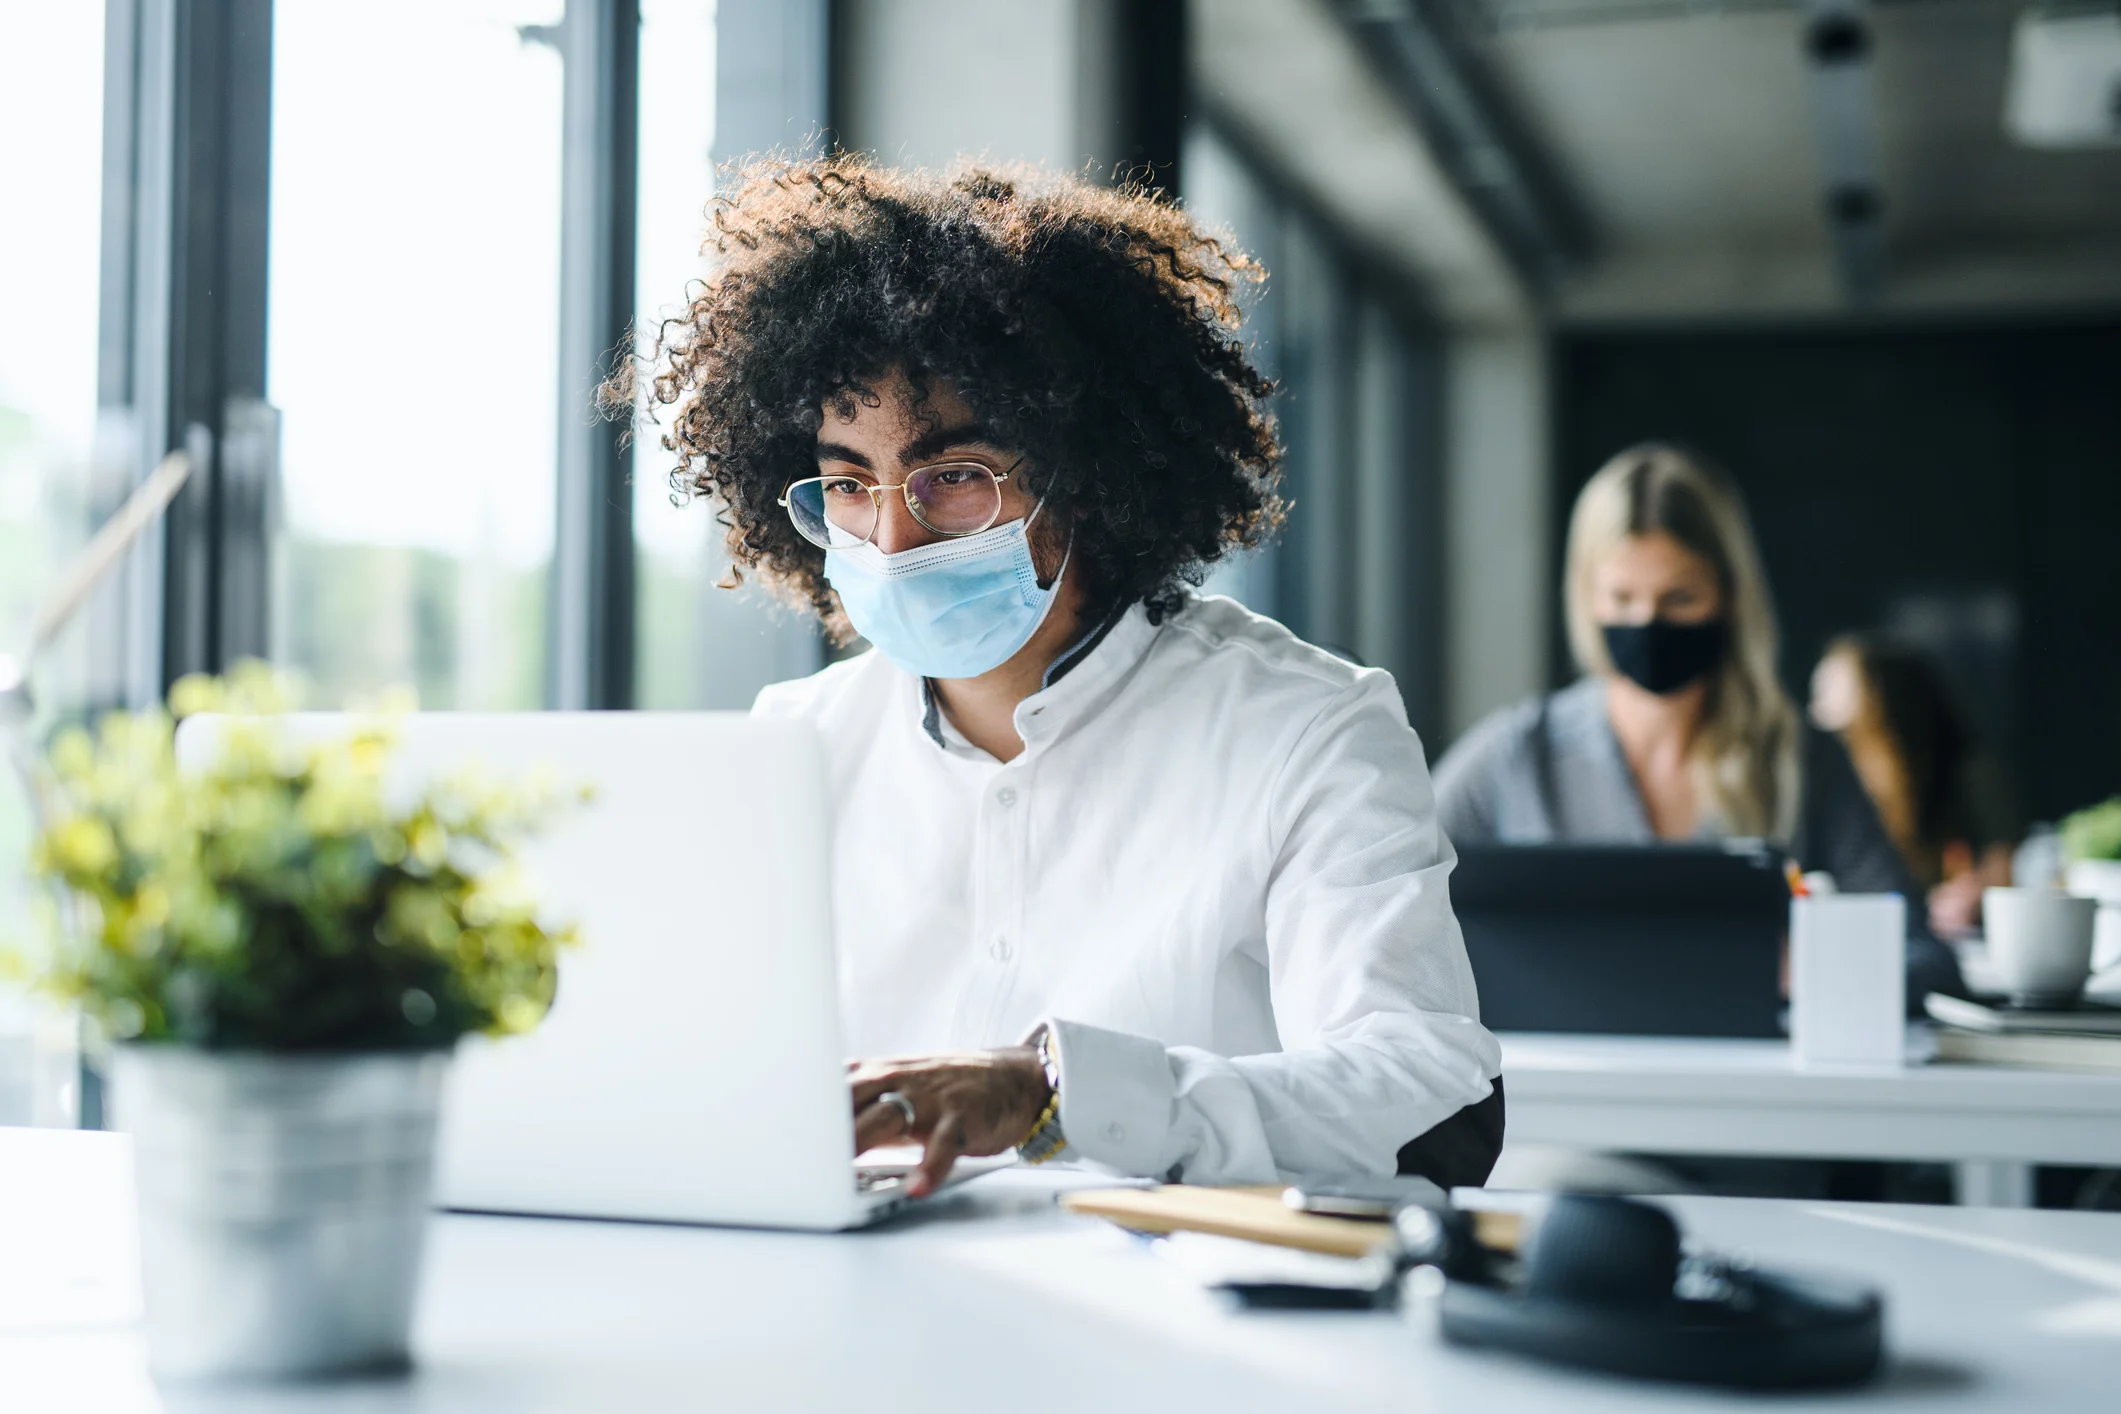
left=622, top=155, right=1285, bottom=639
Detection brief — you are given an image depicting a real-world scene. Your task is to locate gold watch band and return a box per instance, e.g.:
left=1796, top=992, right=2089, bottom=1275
left=1017, top=1026, right=1068, bottom=1164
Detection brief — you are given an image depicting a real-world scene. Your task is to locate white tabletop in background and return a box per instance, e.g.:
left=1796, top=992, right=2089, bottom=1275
left=4, top=1129, right=2121, bottom=1413
left=1498, top=1033, right=2121, bottom=1166
left=1490, top=940, right=2121, bottom=1171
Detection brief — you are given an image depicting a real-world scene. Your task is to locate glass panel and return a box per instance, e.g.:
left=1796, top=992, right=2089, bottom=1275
left=632, top=0, right=820, bottom=708
left=267, top=0, right=565, bottom=710
left=0, top=3, right=104, bottom=1125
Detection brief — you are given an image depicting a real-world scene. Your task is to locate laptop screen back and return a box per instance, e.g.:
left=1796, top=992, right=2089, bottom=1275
left=1450, top=843, right=1791, bottom=1038
left=177, top=711, right=855, bottom=1226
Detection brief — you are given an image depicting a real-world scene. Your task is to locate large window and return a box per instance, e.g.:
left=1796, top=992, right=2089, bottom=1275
left=0, top=4, right=103, bottom=679
left=8, top=0, right=836, bottom=1131
left=265, top=0, right=815, bottom=712
left=266, top=1, right=566, bottom=710
left=0, top=3, right=106, bottom=1125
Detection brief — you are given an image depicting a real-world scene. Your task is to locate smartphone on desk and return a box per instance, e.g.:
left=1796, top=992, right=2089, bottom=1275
left=1283, top=1174, right=1448, bottom=1220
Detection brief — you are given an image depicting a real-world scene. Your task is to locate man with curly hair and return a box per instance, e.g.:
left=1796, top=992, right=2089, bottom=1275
left=633, top=157, right=1502, bottom=1194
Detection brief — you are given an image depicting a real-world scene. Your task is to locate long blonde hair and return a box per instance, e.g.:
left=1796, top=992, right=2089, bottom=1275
left=1564, top=444, right=1802, bottom=841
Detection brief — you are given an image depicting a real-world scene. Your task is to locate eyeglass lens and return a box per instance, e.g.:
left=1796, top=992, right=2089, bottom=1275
left=786, top=463, right=1005, bottom=548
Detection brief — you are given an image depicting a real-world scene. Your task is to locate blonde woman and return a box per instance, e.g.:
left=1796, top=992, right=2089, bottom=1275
left=1434, top=443, right=1962, bottom=1006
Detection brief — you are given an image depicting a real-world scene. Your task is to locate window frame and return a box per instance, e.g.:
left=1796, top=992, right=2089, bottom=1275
left=97, top=0, right=276, bottom=707
left=97, top=0, right=829, bottom=711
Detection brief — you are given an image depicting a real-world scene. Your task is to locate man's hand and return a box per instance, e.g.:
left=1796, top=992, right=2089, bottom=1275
left=848, top=1047, right=1051, bottom=1197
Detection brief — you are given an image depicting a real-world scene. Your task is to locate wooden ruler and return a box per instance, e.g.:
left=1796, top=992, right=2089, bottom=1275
left=1060, top=1184, right=1523, bottom=1259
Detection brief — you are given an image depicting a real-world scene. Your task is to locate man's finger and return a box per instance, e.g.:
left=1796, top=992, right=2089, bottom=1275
left=849, top=1070, right=912, bottom=1112
left=909, top=1111, right=965, bottom=1198
left=853, top=1096, right=916, bottom=1156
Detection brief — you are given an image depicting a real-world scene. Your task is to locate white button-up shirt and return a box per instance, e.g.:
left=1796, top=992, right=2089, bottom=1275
left=753, top=594, right=1500, bottom=1183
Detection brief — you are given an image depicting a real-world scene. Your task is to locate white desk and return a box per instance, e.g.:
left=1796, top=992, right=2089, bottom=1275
left=5, top=1129, right=2121, bottom=1412
left=1499, top=1034, right=2121, bottom=1207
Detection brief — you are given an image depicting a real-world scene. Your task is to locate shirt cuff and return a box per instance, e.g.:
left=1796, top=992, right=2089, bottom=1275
left=1027, top=1017, right=1175, bottom=1177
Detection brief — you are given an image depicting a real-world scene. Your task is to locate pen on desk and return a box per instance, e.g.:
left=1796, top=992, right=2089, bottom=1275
left=1785, top=859, right=1811, bottom=898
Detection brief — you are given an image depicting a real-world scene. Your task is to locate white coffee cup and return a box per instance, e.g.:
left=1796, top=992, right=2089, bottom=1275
left=1983, top=887, right=2099, bottom=1007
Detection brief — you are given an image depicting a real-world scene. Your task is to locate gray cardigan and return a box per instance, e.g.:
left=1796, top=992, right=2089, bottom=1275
left=1433, top=678, right=1965, bottom=1006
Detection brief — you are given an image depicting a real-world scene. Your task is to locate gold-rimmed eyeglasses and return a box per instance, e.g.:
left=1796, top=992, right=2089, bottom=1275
left=780, top=461, right=1018, bottom=550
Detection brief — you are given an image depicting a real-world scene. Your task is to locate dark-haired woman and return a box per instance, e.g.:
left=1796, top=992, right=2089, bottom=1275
left=631, top=159, right=1501, bottom=1193
left=1809, top=635, right=2021, bottom=938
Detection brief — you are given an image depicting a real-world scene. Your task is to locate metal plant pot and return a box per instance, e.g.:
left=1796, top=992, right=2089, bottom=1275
left=109, top=1045, right=449, bottom=1383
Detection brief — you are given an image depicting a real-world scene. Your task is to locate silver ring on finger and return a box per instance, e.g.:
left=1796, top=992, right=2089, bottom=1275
left=877, top=1089, right=917, bottom=1131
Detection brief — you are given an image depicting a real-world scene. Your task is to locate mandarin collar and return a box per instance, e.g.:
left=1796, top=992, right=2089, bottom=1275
left=904, top=600, right=1163, bottom=760
left=1009, top=601, right=1159, bottom=749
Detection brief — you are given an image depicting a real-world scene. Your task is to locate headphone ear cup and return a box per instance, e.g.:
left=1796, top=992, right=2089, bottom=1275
left=1523, top=1195, right=1680, bottom=1308
left=1438, top=1195, right=1887, bottom=1390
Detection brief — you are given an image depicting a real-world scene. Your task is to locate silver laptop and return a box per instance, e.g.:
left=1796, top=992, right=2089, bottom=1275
left=176, top=710, right=969, bottom=1230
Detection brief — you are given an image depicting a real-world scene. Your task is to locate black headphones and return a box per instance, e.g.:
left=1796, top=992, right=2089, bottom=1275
left=1434, top=1194, right=1885, bottom=1389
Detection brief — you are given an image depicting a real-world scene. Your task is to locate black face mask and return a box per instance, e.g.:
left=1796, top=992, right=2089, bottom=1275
left=1602, top=619, right=1728, bottom=696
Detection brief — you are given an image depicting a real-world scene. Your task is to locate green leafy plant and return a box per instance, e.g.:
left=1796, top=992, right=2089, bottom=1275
left=2061, top=796, right=2121, bottom=866
left=11, top=663, right=582, bottom=1050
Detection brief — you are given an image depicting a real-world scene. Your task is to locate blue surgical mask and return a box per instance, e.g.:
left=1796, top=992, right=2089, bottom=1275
left=823, top=511, right=1068, bottom=679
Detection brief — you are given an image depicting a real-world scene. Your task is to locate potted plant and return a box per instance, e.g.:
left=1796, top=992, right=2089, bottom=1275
left=2061, top=796, right=2121, bottom=973
left=13, top=664, right=577, bottom=1382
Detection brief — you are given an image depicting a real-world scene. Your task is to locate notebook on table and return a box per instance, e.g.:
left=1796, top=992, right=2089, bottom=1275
left=1925, top=993, right=2121, bottom=1073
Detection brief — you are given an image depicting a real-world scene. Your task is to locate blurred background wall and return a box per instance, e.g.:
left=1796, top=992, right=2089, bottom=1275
left=1556, top=319, right=2121, bottom=822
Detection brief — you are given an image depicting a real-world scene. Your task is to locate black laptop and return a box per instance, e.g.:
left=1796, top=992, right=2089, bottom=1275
left=1450, top=843, right=1792, bottom=1038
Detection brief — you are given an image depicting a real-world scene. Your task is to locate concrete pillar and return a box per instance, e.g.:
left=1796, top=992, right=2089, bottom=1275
left=833, top=0, right=1081, bottom=171
left=1443, top=325, right=1552, bottom=744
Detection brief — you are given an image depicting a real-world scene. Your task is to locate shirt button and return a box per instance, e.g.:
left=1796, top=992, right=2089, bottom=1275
left=990, top=935, right=1013, bottom=962
left=996, top=786, right=1018, bottom=808
left=1105, top=1122, right=1126, bottom=1143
